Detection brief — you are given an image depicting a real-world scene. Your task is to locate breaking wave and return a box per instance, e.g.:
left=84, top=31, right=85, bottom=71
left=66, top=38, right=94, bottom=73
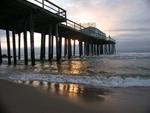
left=1, top=73, right=150, bottom=88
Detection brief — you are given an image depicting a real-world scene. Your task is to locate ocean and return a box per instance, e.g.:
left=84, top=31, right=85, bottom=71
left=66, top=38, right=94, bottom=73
left=0, top=52, right=150, bottom=87
left=1, top=52, right=150, bottom=113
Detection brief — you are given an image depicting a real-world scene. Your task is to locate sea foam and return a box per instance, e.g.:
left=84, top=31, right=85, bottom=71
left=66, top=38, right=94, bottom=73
left=2, top=73, right=150, bottom=88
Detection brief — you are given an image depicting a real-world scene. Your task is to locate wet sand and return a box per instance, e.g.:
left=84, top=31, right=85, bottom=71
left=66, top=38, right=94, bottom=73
left=1, top=80, right=150, bottom=113
left=0, top=80, right=95, bottom=113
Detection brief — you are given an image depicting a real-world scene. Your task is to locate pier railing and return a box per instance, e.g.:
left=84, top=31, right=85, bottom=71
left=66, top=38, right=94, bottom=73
left=62, top=19, right=107, bottom=40
left=26, top=0, right=66, bottom=18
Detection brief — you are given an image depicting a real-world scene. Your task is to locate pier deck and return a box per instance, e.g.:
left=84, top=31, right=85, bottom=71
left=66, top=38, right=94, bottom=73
left=0, top=0, right=116, bottom=65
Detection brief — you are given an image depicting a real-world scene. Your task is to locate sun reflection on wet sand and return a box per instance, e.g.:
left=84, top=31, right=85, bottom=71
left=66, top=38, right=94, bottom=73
left=14, top=80, right=110, bottom=105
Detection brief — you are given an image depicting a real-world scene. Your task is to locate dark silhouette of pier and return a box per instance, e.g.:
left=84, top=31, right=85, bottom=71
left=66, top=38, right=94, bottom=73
left=0, top=0, right=116, bottom=65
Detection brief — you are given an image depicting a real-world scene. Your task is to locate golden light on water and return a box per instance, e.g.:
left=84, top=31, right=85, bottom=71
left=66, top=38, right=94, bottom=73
left=63, top=60, right=87, bottom=75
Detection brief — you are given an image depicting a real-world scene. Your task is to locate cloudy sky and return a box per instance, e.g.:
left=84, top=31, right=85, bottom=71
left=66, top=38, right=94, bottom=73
left=0, top=0, right=150, bottom=52
left=51, top=0, right=150, bottom=52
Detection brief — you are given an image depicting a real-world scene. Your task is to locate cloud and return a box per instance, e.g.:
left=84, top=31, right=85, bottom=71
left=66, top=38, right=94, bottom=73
left=1, top=0, right=150, bottom=52
left=105, top=28, right=150, bottom=32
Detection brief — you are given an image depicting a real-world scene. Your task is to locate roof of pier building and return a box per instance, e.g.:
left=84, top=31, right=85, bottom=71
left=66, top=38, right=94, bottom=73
left=80, top=27, right=107, bottom=39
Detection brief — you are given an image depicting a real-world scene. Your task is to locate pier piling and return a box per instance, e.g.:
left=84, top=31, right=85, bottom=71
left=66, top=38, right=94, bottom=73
left=30, top=13, right=35, bottom=65
left=100, top=44, right=103, bottom=55
left=73, top=40, right=75, bottom=56
left=12, top=29, right=17, bottom=65
left=23, top=21, right=28, bottom=65
left=40, top=33, right=46, bottom=62
left=97, top=44, right=100, bottom=56
left=18, top=33, right=21, bottom=60
left=6, top=30, right=11, bottom=65
left=79, top=41, right=83, bottom=57
left=48, top=27, right=53, bottom=61
left=68, top=38, right=72, bottom=59
left=64, top=38, right=68, bottom=57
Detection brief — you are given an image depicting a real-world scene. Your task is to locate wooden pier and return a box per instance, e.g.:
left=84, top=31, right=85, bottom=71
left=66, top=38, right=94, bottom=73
left=0, top=0, right=116, bottom=65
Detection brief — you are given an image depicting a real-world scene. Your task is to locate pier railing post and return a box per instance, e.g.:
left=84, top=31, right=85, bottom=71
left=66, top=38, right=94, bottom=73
left=42, top=0, right=44, bottom=8
left=6, top=29, right=11, bottom=65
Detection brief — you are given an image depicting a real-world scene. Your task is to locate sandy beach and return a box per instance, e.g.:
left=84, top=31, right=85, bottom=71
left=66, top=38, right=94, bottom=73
left=0, top=80, right=97, bottom=113
left=1, top=79, right=150, bottom=113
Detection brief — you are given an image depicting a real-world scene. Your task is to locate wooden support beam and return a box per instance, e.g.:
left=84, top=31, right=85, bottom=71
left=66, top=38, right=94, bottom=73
left=18, top=33, right=21, bottom=60
left=107, top=44, right=110, bottom=54
left=84, top=42, right=86, bottom=56
left=30, top=12, right=35, bottom=65
left=100, top=44, right=103, bottom=55
left=91, top=43, right=94, bottom=56
left=40, top=33, right=46, bottom=62
left=97, top=44, right=99, bottom=56
left=87, top=42, right=90, bottom=56
left=68, top=38, right=72, bottom=59
left=12, top=30, right=17, bottom=65
left=59, top=37, right=62, bottom=59
left=51, top=36, right=54, bottom=59
left=105, top=45, right=107, bottom=54
left=64, top=38, right=68, bottom=57
left=6, top=30, right=11, bottom=65
left=94, top=44, right=96, bottom=55
left=73, top=40, right=75, bottom=56
left=99, top=44, right=101, bottom=55
left=89, top=43, right=91, bottom=56
left=56, top=36, right=62, bottom=61
left=55, top=24, right=61, bottom=61
left=0, top=39, right=2, bottom=64
left=79, top=41, right=83, bottom=57
left=48, top=27, right=53, bottom=61
left=23, top=21, right=28, bottom=65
